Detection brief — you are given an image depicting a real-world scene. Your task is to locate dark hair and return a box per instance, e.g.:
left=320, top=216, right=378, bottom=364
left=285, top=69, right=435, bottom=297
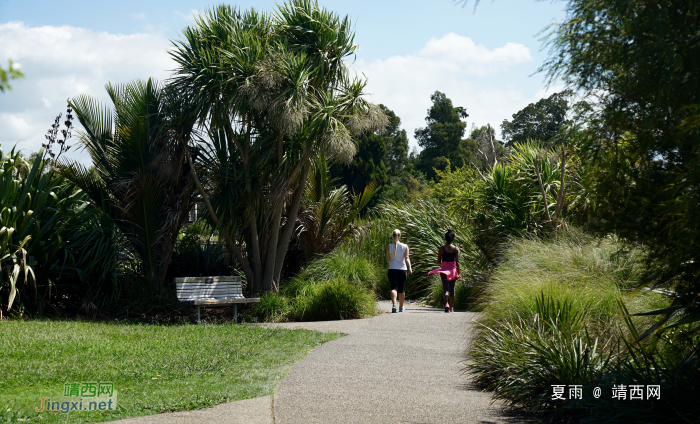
left=444, top=229, right=455, bottom=243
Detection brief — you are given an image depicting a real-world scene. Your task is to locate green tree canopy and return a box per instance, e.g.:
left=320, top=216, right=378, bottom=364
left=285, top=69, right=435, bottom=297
left=500, top=90, right=571, bottom=147
left=168, top=1, right=386, bottom=293
left=543, top=0, right=700, bottom=333
left=330, top=104, right=410, bottom=198
left=330, top=132, right=387, bottom=195
left=381, top=105, right=410, bottom=177
left=414, top=91, right=468, bottom=180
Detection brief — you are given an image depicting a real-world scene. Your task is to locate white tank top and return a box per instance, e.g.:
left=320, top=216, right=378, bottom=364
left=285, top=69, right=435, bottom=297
left=388, top=242, right=407, bottom=270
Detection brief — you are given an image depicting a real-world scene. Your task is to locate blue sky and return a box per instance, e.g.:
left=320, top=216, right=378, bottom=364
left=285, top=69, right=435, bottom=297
left=0, top=0, right=567, bottom=163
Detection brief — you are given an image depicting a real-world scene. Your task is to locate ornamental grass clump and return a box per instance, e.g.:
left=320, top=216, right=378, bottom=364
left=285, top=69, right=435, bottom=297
left=465, top=229, right=671, bottom=422
left=291, top=278, right=376, bottom=321
left=283, top=245, right=382, bottom=297
left=246, top=245, right=379, bottom=322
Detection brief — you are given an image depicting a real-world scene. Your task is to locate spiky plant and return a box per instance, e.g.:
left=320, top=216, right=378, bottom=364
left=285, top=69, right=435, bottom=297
left=59, top=79, right=197, bottom=298
left=294, top=154, right=379, bottom=262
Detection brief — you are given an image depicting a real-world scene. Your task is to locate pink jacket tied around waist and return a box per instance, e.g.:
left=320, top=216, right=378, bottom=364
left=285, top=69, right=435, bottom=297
left=428, top=262, right=459, bottom=281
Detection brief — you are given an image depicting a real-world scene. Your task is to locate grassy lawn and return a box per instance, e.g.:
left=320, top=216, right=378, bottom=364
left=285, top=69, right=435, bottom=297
left=0, top=320, right=342, bottom=423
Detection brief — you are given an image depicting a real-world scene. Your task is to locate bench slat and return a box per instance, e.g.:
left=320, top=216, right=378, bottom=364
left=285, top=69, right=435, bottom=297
left=178, top=298, right=259, bottom=305
left=176, top=286, right=242, bottom=292
left=176, top=284, right=242, bottom=289
left=180, top=296, right=245, bottom=301
left=193, top=298, right=260, bottom=305
left=174, top=276, right=242, bottom=283
left=176, top=289, right=242, bottom=295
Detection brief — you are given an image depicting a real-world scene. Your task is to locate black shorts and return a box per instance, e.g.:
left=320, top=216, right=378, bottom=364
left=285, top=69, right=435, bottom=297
left=388, top=269, right=407, bottom=294
left=441, top=273, right=456, bottom=297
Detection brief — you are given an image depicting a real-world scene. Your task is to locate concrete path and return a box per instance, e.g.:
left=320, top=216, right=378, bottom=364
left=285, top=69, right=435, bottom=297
left=108, top=302, right=523, bottom=424
left=267, top=301, right=521, bottom=424
left=110, top=396, right=274, bottom=424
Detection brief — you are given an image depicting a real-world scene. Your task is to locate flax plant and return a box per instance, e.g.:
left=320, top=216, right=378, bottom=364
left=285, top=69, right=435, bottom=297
left=59, top=79, right=198, bottom=299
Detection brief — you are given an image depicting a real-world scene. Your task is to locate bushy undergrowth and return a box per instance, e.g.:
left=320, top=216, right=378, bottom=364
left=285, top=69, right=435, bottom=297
left=169, top=219, right=233, bottom=279
left=346, top=198, right=489, bottom=302
left=292, top=278, right=376, bottom=321
left=245, top=246, right=378, bottom=322
left=285, top=245, right=383, bottom=297
left=427, top=274, right=485, bottom=311
left=465, top=229, right=698, bottom=423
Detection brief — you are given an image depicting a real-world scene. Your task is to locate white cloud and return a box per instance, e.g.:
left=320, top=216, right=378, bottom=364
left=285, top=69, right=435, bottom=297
left=0, top=22, right=173, bottom=162
left=356, top=33, right=555, bottom=148
left=132, top=13, right=146, bottom=20
left=419, top=33, right=532, bottom=67
left=175, top=9, right=202, bottom=23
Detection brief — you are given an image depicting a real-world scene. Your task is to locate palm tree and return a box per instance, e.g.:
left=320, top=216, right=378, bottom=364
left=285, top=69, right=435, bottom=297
left=59, top=79, right=197, bottom=296
left=294, top=154, right=379, bottom=262
left=168, top=1, right=387, bottom=293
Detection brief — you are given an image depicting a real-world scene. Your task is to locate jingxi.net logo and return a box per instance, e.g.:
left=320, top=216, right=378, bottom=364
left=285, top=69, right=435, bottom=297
left=36, top=382, right=117, bottom=414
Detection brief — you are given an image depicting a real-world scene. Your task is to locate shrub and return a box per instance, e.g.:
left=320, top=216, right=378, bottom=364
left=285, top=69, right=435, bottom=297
left=426, top=274, right=486, bottom=311
left=246, top=246, right=380, bottom=322
left=245, top=292, right=292, bottom=323
left=465, top=229, right=676, bottom=421
left=291, top=278, right=376, bottom=321
left=468, top=293, right=617, bottom=419
left=284, top=245, right=383, bottom=298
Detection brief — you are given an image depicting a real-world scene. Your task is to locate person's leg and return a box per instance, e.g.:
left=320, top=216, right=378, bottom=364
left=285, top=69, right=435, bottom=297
left=398, top=270, right=406, bottom=310
left=389, top=270, right=398, bottom=311
left=449, top=280, right=456, bottom=312
left=441, top=274, right=449, bottom=308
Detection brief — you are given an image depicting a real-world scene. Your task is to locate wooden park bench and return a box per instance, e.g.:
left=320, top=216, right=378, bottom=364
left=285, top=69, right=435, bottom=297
left=175, top=276, right=260, bottom=323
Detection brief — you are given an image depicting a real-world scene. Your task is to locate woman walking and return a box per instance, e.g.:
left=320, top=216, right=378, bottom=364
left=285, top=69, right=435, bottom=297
left=387, top=229, right=412, bottom=313
left=428, top=229, right=460, bottom=313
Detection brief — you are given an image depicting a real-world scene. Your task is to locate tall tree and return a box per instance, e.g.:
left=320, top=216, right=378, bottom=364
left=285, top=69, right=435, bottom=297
left=500, top=90, right=572, bottom=147
left=465, top=124, right=507, bottom=176
left=381, top=105, right=410, bottom=177
left=169, top=2, right=386, bottom=294
left=60, top=79, right=197, bottom=294
left=330, top=104, right=408, bottom=196
left=543, top=0, right=700, bottom=335
left=330, top=132, right=386, bottom=195
left=415, top=91, right=468, bottom=180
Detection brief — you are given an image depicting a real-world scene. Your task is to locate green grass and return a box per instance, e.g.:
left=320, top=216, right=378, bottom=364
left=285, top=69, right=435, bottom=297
left=0, top=320, right=342, bottom=423
left=285, top=245, right=382, bottom=297
left=348, top=198, right=488, bottom=301
left=480, top=231, right=663, bottom=333
left=244, top=245, right=380, bottom=323
left=464, top=229, right=697, bottom=422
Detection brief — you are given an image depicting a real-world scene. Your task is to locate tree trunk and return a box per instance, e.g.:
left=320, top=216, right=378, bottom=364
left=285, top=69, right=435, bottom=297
left=534, top=160, right=554, bottom=231
left=273, top=160, right=312, bottom=285
left=261, top=201, right=284, bottom=292
left=553, top=147, right=567, bottom=224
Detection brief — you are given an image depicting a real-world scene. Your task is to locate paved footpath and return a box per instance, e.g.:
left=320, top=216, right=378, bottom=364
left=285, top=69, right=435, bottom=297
left=268, top=301, right=519, bottom=424
left=111, top=302, right=523, bottom=424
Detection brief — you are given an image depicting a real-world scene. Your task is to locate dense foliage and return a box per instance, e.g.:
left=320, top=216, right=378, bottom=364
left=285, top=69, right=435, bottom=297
left=467, top=231, right=698, bottom=423
left=500, top=90, right=571, bottom=148
left=543, top=0, right=700, bottom=343
left=61, top=79, right=197, bottom=298
left=414, top=91, right=469, bottom=179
